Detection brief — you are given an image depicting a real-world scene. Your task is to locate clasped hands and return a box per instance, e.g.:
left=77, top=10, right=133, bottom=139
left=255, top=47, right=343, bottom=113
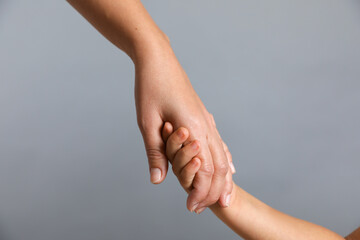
left=161, top=120, right=236, bottom=214
left=135, top=45, right=235, bottom=213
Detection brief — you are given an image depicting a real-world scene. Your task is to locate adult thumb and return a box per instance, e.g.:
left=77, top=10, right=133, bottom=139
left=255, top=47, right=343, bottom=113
left=139, top=118, right=169, bottom=184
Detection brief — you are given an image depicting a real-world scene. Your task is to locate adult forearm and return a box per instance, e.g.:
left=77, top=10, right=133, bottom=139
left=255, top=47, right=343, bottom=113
left=66, top=0, right=171, bottom=64
left=68, top=0, right=234, bottom=212
left=210, top=183, right=344, bottom=240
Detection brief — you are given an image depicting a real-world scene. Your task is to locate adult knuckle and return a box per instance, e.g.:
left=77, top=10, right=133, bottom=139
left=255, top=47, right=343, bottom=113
left=202, top=164, right=214, bottom=177
left=189, top=118, right=202, bottom=131
left=146, top=147, right=163, bottom=161
left=215, top=163, right=229, bottom=176
left=137, top=117, right=151, bottom=134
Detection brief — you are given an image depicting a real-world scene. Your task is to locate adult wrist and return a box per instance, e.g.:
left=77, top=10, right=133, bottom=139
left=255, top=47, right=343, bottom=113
left=128, top=30, right=174, bottom=66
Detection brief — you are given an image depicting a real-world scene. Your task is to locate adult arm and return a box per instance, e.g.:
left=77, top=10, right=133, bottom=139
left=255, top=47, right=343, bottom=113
left=66, top=0, right=233, bottom=212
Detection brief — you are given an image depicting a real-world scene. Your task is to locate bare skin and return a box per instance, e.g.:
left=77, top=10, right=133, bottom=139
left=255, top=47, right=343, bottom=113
left=346, top=228, right=360, bottom=240
left=66, top=0, right=233, bottom=212
left=162, top=123, right=345, bottom=240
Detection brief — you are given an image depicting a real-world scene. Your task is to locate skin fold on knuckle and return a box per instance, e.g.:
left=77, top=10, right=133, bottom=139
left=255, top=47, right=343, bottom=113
left=146, top=148, right=164, bottom=165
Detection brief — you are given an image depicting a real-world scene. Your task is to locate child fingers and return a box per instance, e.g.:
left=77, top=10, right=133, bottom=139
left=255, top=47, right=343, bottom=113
left=179, top=157, right=201, bottom=192
left=172, top=140, right=200, bottom=176
left=161, top=122, right=174, bottom=142
left=166, top=127, right=189, bottom=162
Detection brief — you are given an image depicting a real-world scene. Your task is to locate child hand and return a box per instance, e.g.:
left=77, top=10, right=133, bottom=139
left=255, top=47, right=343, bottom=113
left=161, top=121, right=236, bottom=213
left=161, top=123, right=202, bottom=194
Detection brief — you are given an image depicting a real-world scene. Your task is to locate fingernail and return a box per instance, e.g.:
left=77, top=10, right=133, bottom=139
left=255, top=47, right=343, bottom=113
left=150, top=168, right=161, bottom=184
left=195, top=207, right=206, bottom=214
left=190, top=203, right=199, bottom=212
left=177, top=129, right=185, bottom=138
left=230, top=162, right=236, bottom=174
left=225, top=194, right=231, bottom=207
left=191, top=141, right=199, bottom=150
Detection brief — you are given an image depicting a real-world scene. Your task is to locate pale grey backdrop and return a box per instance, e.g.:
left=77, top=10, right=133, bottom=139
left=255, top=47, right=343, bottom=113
left=0, top=0, right=359, bottom=239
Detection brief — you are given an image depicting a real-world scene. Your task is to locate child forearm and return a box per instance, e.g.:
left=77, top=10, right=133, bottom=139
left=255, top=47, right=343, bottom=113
left=210, top=183, right=344, bottom=240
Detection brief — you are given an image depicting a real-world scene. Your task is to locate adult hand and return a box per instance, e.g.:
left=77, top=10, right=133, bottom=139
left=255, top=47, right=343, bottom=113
left=66, top=0, right=234, bottom=214
left=135, top=40, right=233, bottom=213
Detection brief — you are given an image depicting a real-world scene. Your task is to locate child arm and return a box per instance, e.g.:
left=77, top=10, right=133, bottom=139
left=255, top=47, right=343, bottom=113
left=210, top=184, right=344, bottom=240
left=163, top=122, right=345, bottom=240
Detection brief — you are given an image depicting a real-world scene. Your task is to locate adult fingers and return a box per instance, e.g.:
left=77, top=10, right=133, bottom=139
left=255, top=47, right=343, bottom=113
left=210, top=114, right=235, bottom=174
left=212, top=128, right=235, bottom=207
left=186, top=145, right=213, bottom=212
left=209, top=113, right=217, bottom=127
left=223, top=141, right=236, bottom=174
left=138, top=115, right=168, bottom=184
left=195, top=136, right=229, bottom=212
left=219, top=166, right=233, bottom=207
left=209, top=114, right=234, bottom=208
left=166, top=127, right=189, bottom=163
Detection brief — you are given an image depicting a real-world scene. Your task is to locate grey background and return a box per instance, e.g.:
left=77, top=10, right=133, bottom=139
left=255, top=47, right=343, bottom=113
left=1, top=0, right=359, bottom=239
